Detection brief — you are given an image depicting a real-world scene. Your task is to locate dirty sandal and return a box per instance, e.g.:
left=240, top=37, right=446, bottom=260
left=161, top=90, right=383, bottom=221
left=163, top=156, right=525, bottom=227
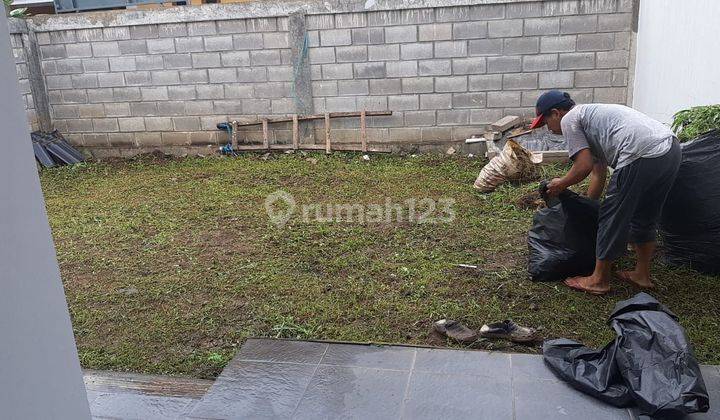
left=479, top=320, right=537, bottom=343
left=563, top=278, right=609, bottom=296
left=432, top=319, right=478, bottom=344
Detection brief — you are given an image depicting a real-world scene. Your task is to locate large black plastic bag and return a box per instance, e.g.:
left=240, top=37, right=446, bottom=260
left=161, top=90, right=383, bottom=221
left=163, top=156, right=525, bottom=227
left=661, top=130, right=720, bottom=274
left=528, top=189, right=599, bottom=281
left=543, top=293, right=709, bottom=418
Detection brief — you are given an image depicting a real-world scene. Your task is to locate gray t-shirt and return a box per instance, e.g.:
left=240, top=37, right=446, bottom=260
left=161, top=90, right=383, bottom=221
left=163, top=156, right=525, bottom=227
left=562, top=104, right=675, bottom=169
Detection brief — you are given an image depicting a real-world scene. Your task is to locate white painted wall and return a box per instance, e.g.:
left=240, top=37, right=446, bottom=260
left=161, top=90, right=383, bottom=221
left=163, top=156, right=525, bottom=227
left=0, top=13, right=90, bottom=420
left=632, top=0, right=720, bottom=123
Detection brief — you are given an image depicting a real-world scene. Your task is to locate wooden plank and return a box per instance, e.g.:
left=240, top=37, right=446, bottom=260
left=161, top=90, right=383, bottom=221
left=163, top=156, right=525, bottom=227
left=507, top=129, right=533, bottom=139
left=324, top=113, right=331, bottom=154
left=295, top=144, right=325, bottom=151
left=231, top=120, right=238, bottom=149
left=233, top=145, right=267, bottom=151
left=327, top=144, right=390, bottom=153
left=269, top=144, right=294, bottom=150
left=292, top=114, right=299, bottom=150
left=360, top=110, right=367, bottom=153
left=231, top=144, right=391, bottom=153
left=234, top=111, right=392, bottom=127
left=262, top=119, right=269, bottom=149
left=292, top=144, right=390, bottom=153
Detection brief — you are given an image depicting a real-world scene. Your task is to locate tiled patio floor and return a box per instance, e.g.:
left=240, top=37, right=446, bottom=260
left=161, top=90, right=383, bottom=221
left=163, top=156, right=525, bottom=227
left=87, top=338, right=720, bottom=419
left=84, top=369, right=212, bottom=420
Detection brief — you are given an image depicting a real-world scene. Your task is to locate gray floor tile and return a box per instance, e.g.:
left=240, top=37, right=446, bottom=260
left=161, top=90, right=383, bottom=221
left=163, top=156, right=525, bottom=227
left=292, top=365, right=409, bottom=420
left=181, top=399, right=200, bottom=417
left=696, top=364, right=720, bottom=418
left=86, top=390, right=103, bottom=406
left=189, top=361, right=316, bottom=419
left=511, top=353, right=559, bottom=382
left=412, top=347, right=511, bottom=377
left=514, top=377, right=630, bottom=420
left=319, top=344, right=415, bottom=370
left=402, top=371, right=513, bottom=420
left=629, top=365, right=720, bottom=419
left=234, top=338, right=327, bottom=364
left=90, top=392, right=195, bottom=420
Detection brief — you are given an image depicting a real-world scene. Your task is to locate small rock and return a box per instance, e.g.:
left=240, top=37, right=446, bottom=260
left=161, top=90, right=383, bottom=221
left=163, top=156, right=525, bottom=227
left=260, top=153, right=271, bottom=160
left=467, top=153, right=475, bottom=158
left=410, top=154, right=417, bottom=158
left=284, top=149, right=295, bottom=154
left=446, top=147, right=456, bottom=155
left=362, top=154, right=370, bottom=161
left=118, top=287, right=138, bottom=296
left=306, top=157, right=318, bottom=165
left=529, top=303, right=539, bottom=311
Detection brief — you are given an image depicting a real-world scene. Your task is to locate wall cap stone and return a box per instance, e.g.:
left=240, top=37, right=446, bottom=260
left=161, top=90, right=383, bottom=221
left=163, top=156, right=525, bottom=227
left=8, top=18, right=28, bottom=34
left=20, top=0, right=537, bottom=32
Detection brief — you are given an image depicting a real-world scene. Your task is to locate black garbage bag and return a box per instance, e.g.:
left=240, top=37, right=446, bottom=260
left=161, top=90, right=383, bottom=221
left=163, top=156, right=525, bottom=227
left=660, top=129, right=720, bottom=274
left=528, top=186, right=599, bottom=281
left=543, top=293, right=709, bottom=418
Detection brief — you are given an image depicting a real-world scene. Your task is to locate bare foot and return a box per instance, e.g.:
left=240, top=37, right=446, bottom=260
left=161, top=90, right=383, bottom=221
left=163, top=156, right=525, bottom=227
left=617, top=271, right=655, bottom=289
left=564, top=275, right=611, bottom=296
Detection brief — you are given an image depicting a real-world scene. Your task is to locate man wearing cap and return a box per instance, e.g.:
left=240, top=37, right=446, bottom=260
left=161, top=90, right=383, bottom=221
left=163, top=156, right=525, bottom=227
left=530, top=90, right=681, bottom=295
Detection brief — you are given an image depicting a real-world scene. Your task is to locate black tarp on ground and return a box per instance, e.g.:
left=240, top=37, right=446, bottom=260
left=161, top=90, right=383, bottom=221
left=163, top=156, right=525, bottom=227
left=660, top=130, right=720, bottom=274
left=543, top=293, right=709, bottom=418
left=31, top=131, right=84, bottom=168
left=528, top=188, right=599, bottom=281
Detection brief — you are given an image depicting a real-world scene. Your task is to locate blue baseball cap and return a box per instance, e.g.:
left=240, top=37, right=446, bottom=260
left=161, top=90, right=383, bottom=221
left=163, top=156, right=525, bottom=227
left=529, top=90, right=573, bottom=129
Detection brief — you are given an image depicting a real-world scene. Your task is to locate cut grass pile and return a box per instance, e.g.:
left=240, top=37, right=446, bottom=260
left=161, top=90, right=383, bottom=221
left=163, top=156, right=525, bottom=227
left=40, top=153, right=720, bottom=378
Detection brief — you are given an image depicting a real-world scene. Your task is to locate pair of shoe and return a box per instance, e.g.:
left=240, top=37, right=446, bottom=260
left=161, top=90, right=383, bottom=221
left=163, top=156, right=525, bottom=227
left=432, top=319, right=538, bottom=344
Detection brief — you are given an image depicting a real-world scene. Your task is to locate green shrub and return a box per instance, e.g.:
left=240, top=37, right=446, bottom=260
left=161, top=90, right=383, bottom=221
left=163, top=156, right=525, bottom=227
left=671, top=105, right=720, bottom=141
left=3, top=0, right=28, bottom=17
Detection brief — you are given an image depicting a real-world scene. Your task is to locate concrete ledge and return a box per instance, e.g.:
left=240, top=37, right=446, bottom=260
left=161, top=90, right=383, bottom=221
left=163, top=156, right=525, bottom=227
left=8, top=18, right=28, bottom=34
left=26, top=0, right=535, bottom=31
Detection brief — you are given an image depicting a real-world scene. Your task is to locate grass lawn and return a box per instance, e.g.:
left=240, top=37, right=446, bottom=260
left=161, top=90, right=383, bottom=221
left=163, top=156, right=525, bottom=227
left=41, top=152, right=720, bottom=379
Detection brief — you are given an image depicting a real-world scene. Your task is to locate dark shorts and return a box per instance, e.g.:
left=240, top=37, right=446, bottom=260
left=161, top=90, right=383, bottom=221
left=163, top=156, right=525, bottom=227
left=597, top=140, right=681, bottom=260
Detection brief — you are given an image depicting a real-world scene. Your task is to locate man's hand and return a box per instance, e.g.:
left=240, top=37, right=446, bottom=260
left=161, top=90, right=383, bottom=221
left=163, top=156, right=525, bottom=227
left=546, top=149, right=594, bottom=197
left=546, top=178, right=567, bottom=197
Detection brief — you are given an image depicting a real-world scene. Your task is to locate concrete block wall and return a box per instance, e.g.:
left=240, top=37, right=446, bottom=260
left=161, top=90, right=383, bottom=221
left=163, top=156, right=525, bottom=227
left=11, top=32, right=39, bottom=131
left=32, top=17, right=292, bottom=151
left=9, top=0, right=635, bottom=155
left=306, top=2, right=633, bottom=145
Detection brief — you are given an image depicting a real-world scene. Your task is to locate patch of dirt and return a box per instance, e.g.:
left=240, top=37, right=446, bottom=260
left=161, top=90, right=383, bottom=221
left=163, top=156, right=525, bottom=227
left=516, top=191, right=546, bottom=210
left=190, top=172, right=212, bottom=180
left=141, top=149, right=189, bottom=163
left=96, top=151, right=182, bottom=167
left=177, top=227, right=257, bottom=264
left=200, top=229, right=252, bottom=251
